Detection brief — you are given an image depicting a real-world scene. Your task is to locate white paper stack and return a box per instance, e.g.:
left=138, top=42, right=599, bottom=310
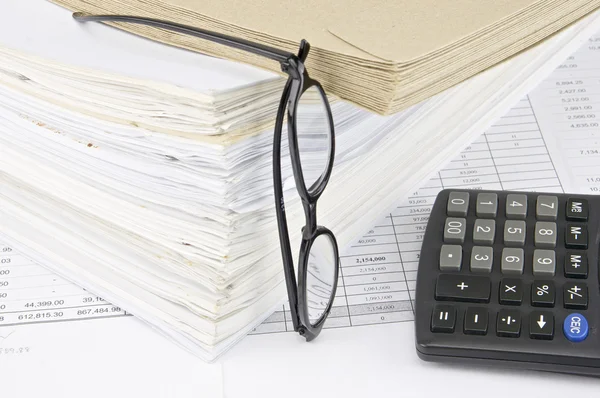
left=1, top=1, right=600, bottom=361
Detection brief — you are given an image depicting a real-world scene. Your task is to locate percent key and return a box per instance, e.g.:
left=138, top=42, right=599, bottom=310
left=531, top=281, right=556, bottom=307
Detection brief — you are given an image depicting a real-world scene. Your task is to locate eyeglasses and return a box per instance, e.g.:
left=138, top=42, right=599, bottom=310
left=73, top=12, right=340, bottom=341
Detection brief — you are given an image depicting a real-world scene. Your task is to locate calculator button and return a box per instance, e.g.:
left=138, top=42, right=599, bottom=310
left=496, top=309, right=521, bottom=338
left=506, top=194, right=527, bottom=219
left=431, top=305, right=456, bottom=333
left=443, top=218, right=466, bottom=244
left=565, top=224, right=588, bottom=249
left=531, top=281, right=555, bottom=307
left=501, top=248, right=524, bottom=275
left=476, top=193, right=498, bottom=218
left=534, top=222, right=557, bottom=248
left=566, top=198, right=588, bottom=221
left=499, top=278, right=523, bottom=305
left=529, top=311, right=554, bottom=340
left=473, top=219, right=495, bottom=245
left=435, top=274, right=491, bottom=303
left=533, top=249, right=555, bottom=277
left=464, top=307, right=488, bottom=335
left=440, top=245, right=462, bottom=271
left=504, top=220, right=526, bottom=247
left=470, top=246, right=493, bottom=273
left=563, top=282, right=588, bottom=309
left=564, top=251, right=588, bottom=279
left=447, top=192, right=470, bottom=217
left=536, top=195, right=558, bottom=221
left=563, top=313, right=588, bottom=342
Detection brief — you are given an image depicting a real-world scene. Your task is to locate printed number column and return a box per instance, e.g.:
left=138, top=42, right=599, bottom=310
left=0, top=241, right=127, bottom=328
left=485, top=97, right=562, bottom=192
left=438, top=136, right=502, bottom=190
left=342, top=209, right=414, bottom=326
left=528, top=35, right=600, bottom=193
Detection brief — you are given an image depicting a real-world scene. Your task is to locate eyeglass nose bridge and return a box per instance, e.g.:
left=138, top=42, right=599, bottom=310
left=301, top=202, right=318, bottom=240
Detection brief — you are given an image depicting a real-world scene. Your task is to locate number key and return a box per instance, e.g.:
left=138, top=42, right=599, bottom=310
left=536, top=195, right=558, bottom=221
left=506, top=194, right=527, bottom=219
left=473, top=219, right=495, bottom=245
left=447, top=192, right=470, bottom=217
left=501, top=248, right=524, bottom=275
left=533, top=249, right=556, bottom=277
left=444, top=218, right=466, bottom=244
left=476, top=193, right=498, bottom=218
left=535, top=222, right=557, bottom=248
left=504, top=220, right=526, bottom=247
left=470, top=246, right=493, bottom=273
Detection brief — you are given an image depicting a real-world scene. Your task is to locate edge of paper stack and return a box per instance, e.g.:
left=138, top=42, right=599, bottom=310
left=49, top=0, right=600, bottom=115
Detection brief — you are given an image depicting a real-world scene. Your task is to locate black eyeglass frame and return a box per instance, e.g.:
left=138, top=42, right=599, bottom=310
left=72, top=12, right=340, bottom=341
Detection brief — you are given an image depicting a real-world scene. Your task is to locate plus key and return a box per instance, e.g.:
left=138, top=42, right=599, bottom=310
left=435, top=274, right=491, bottom=303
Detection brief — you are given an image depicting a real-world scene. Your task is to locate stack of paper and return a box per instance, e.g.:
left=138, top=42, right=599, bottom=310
left=1, top=1, right=600, bottom=361
left=49, top=0, right=600, bottom=114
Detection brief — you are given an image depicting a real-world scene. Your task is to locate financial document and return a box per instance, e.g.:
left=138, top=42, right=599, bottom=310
left=2, top=29, right=600, bottom=398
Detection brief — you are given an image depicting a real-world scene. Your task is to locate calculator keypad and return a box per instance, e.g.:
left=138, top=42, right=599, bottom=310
left=425, top=189, right=595, bottom=348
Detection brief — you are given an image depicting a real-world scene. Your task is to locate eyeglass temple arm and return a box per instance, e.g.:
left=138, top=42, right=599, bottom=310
left=72, top=12, right=297, bottom=65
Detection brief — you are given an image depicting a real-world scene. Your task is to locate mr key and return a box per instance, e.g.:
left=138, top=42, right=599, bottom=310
left=414, top=188, right=600, bottom=376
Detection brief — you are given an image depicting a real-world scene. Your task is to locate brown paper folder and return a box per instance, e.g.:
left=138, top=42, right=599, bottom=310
left=49, top=0, right=600, bottom=114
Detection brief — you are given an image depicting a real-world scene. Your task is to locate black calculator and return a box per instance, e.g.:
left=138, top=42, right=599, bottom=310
left=414, top=189, right=600, bottom=376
